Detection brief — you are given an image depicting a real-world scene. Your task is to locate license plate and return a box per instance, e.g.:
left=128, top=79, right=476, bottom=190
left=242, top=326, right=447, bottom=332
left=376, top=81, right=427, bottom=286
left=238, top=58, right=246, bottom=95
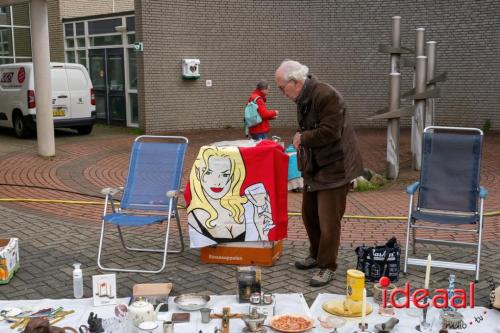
left=52, top=108, right=66, bottom=117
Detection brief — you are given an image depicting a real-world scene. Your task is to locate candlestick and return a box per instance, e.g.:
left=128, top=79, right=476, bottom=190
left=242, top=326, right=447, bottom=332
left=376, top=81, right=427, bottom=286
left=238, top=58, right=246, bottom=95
left=424, top=254, right=431, bottom=289
left=361, top=288, right=367, bottom=326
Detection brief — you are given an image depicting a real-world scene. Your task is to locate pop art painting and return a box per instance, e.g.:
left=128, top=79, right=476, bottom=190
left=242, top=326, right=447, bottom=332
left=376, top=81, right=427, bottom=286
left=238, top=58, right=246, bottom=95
left=185, top=140, right=288, bottom=248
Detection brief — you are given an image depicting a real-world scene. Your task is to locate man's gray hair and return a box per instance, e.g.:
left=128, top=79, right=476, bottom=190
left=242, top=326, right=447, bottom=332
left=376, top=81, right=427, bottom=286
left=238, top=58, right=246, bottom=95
left=279, top=60, right=309, bottom=82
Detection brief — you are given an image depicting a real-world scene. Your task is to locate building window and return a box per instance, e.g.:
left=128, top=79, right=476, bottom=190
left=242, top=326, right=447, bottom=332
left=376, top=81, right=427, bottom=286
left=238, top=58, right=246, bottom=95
left=64, top=23, right=74, bottom=37
left=64, top=15, right=139, bottom=127
left=75, top=22, right=84, bottom=36
left=77, top=50, right=87, bottom=68
left=126, top=16, right=134, bottom=32
left=88, top=18, right=121, bottom=35
left=127, top=34, right=135, bottom=45
left=0, top=5, right=31, bottom=63
left=0, top=27, right=13, bottom=57
left=0, top=6, right=12, bottom=25
left=89, top=35, right=122, bottom=47
left=66, top=51, right=76, bottom=63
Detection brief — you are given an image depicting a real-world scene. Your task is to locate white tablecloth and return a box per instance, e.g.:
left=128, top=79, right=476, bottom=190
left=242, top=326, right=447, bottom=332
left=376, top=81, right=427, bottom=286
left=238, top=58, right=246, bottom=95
left=0, top=297, right=130, bottom=332
left=163, top=293, right=310, bottom=333
left=0, top=294, right=310, bottom=333
left=310, top=293, right=500, bottom=333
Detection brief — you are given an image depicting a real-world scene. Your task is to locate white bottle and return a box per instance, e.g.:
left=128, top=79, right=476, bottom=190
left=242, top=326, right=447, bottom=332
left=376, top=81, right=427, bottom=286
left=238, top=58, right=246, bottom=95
left=73, top=263, right=83, bottom=298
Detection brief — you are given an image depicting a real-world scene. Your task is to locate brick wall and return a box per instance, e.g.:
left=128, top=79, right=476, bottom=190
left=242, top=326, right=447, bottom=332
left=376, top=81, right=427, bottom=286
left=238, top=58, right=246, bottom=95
left=135, top=0, right=500, bottom=133
left=59, top=0, right=133, bottom=18
left=47, top=0, right=64, bottom=62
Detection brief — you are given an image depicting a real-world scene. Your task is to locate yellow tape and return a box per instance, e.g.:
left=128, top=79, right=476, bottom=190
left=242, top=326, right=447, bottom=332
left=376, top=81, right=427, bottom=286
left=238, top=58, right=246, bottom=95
left=1, top=199, right=499, bottom=219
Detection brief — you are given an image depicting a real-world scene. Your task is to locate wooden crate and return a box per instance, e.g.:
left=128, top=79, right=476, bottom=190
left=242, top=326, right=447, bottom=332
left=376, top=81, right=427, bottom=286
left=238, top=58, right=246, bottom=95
left=200, top=241, right=283, bottom=266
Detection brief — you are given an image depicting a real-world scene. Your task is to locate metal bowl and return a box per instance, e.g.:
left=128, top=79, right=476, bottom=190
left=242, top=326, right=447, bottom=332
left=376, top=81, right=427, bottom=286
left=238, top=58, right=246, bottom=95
left=173, top=294, right=210, bottom=311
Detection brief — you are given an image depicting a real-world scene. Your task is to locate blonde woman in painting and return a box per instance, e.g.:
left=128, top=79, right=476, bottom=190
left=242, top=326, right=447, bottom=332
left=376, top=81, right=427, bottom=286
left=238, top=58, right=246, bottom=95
left=187, top=146, right=275, bottom=247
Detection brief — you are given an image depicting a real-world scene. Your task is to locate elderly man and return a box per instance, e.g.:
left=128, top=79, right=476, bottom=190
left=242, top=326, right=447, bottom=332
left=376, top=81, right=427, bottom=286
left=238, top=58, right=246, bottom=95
left=275, top=60, right=363, bottom=287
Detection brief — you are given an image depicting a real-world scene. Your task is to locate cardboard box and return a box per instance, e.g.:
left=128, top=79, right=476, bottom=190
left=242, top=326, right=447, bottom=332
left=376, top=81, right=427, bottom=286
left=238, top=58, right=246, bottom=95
left=0, top=238, right=19, bottom=284
left=200, top=241, right=282, bottom=266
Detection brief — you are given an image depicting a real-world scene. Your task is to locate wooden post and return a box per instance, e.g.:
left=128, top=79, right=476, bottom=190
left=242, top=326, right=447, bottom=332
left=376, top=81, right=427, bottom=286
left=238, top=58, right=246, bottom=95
left=386, top=16, right=402, bottom=180
left=425, top=41, right=437, bottom=127
left=411, top=28, right=425, bottom=170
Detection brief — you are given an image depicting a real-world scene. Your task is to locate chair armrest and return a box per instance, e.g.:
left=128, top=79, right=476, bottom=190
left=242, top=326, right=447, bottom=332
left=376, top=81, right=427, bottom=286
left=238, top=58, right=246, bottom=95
left=166, top=190, right=179, bottom=198
left=101, top=187, right=123, bottom=196
left=479, top=186, right=488, bottom=199
left=406, top=181, right=420, bottom=195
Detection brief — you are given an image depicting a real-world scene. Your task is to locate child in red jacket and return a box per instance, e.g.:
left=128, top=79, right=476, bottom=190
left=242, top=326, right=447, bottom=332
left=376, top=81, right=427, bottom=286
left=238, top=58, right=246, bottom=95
left=248, top=80, right=279, bottom=140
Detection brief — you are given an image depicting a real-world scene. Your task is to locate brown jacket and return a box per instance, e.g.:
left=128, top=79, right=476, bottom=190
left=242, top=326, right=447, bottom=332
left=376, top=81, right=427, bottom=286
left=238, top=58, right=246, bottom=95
left=296, top=75, right=363, bottom=191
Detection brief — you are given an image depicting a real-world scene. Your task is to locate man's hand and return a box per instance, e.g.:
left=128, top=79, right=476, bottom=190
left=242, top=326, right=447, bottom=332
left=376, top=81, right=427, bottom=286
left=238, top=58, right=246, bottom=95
left=293, top=132, right=302, bottom=149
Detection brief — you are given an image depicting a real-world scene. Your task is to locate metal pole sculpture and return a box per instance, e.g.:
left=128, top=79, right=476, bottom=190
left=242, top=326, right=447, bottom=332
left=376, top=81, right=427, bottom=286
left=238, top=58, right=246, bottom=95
left=425, top=41, right=437, bottom=127
left=371, top=16, right=414, bottom=179
left=413, top=55, right=427, bottom=171
left=371, top=18, right=446, bottom=177
left=387, top=72, right=401, bottom=179
left=411, top=28, right=426, bottom=170
left=386, top=17, right=402, bottom=180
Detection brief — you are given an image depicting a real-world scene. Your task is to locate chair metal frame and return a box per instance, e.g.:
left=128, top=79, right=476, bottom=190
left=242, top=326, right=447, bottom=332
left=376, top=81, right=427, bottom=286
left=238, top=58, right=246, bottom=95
left=97, top=135, right=188, bottom=274
left=403, top=126, right=487, bottom=282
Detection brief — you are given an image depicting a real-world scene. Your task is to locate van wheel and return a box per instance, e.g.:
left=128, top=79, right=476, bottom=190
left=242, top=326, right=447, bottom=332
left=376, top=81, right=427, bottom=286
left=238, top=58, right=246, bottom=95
left=13, top=113, right=33, bottom=138
left=76, top=125, right=93, bottom=135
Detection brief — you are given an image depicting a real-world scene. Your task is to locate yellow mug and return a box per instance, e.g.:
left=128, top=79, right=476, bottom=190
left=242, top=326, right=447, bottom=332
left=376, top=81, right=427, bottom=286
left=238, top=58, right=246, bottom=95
left=346, top=269, right=365, bottom=301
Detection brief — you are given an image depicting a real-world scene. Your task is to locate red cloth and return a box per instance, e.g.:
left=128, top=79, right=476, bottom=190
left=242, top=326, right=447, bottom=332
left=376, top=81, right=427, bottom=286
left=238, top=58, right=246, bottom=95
left=184, top=140, right=289, bottom=241
left=248, top=89, right=278, bottom=135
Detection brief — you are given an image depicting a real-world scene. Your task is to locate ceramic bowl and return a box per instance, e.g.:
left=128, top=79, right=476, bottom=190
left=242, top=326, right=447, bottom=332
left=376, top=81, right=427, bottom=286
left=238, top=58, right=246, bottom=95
left=317, top=315, right=346, bottom=329
left=173, top=294, right=210, bottom=311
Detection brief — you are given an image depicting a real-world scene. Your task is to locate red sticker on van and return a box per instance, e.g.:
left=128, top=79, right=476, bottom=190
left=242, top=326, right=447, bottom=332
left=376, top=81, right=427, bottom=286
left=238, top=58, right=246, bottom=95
left=18, top=67, right=26, bottom=84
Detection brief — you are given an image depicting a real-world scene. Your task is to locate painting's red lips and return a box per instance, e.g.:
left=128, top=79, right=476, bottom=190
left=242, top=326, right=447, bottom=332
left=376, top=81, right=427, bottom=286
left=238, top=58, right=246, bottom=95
left=211, top=187, right=223, bottom=193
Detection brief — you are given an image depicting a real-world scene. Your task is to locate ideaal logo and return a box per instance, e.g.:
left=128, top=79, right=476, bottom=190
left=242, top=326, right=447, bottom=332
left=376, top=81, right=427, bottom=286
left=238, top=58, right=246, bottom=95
left=379, top=276, right=475, bottom=309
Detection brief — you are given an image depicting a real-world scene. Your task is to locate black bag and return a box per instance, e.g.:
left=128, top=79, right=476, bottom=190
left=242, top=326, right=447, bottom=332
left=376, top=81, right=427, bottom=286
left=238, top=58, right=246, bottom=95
left=355, top=237, right=400, bottom=282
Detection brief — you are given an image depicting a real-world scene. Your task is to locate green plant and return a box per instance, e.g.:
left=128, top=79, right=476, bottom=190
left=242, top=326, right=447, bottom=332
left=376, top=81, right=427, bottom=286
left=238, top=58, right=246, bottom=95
left=482, top=119, right=492, bottom=133
left=354, top=178, right=381, bottom=192
left=128, top=128, right=144, bottom=135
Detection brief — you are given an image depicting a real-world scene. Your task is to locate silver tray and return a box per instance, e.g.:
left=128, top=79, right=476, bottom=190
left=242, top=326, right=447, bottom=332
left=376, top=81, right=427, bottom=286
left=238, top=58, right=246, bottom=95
left=173, top=294, right=210, bottom=311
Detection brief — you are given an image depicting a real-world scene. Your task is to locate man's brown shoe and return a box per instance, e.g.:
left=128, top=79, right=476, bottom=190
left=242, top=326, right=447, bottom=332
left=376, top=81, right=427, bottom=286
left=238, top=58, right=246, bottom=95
left=294, top=256, right=318, bottom=270
left=310, top=268, right=336, bottom=287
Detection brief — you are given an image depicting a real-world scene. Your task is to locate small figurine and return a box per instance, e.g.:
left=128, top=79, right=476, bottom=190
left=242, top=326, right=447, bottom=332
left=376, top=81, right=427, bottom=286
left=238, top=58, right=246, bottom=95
left=87, top=312, right=104, bottom=333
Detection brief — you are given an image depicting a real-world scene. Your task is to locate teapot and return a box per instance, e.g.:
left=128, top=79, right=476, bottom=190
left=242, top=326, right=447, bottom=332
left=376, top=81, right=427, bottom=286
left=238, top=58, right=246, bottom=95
left=128, top=297, right=165, bottom=329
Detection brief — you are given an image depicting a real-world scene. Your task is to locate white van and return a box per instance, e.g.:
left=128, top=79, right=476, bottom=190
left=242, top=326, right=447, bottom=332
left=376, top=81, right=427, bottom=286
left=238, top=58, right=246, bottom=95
left=0, top=62, right=96, bottom=138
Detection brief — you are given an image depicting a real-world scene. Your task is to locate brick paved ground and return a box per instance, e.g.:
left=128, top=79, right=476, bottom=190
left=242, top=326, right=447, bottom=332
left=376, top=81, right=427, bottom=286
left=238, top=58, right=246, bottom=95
left=0, top=125, right=499, bottom=306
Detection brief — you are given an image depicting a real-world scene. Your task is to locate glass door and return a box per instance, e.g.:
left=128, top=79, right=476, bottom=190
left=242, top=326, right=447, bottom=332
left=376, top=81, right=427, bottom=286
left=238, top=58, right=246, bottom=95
left=89, top=48, right=126, bottom=124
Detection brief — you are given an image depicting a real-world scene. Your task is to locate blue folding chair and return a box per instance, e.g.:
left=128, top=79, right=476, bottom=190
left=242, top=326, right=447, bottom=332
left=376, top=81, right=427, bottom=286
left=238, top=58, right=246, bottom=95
left=97, top=135, right=188, bottom=273
left=404, top=126, right=487, bottom=282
